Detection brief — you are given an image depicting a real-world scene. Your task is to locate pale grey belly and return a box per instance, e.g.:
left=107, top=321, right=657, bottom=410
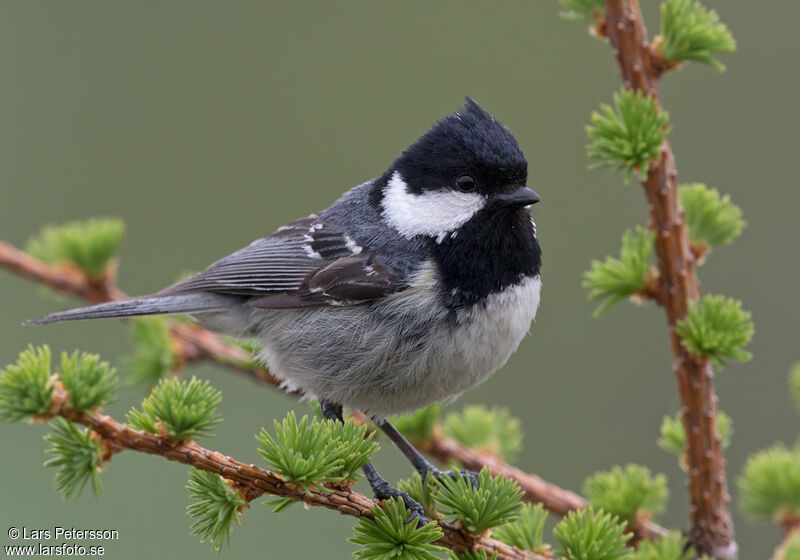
left=197, top=275, right=541, bottom=418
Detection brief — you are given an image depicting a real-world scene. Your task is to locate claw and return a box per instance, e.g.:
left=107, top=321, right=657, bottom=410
left=375, top=486, right=427, bottom=526
left=434, top=469, right=480, bottom=489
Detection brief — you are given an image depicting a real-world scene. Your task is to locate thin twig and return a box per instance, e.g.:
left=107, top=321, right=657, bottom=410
left=0, top=241, right=125, bottom=303
left=419, top=428, right=670, bottom=541
left=772, top=518, right=800, bottom=560
left=0, top=239, right=669, bottom=541
left=49, top=405, right=541, bottom=560
left=601, top=1, right=736, bottom=557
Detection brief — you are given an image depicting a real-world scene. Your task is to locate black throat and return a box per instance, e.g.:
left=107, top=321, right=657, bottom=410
left=431, top=206, right=541, bottom=309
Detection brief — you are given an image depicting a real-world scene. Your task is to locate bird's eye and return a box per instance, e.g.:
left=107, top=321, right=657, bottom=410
left=455, top=175, right=476, bottom=192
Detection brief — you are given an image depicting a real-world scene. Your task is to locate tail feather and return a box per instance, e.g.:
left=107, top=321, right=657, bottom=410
left=26, top=293, right=233, bottom=325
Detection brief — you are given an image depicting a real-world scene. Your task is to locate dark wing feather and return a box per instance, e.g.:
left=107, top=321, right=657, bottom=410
left=159, top=215, right=401, bottom=308
left=250, top=253, right=398, bottom=308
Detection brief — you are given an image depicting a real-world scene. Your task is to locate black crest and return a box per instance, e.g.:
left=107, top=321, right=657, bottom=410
left=389, top=98, right=528, bottom=196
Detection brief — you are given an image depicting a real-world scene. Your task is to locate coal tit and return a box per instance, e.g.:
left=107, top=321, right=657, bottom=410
left=30, top=98, right=542, bottom=520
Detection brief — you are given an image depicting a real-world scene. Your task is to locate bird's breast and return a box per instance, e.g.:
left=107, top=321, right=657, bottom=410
left=431, top=208, right=541, bottom=308
left=446, top=273, right=542, bottom=384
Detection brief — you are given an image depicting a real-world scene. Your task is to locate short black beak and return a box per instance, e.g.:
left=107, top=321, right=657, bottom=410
left=494, top=186, right=541, bottom=207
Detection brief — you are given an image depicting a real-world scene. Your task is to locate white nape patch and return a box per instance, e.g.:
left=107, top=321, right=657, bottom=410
left=382, top=171, right=486, bottom=243
left=344, top=235, right=363, bottom=254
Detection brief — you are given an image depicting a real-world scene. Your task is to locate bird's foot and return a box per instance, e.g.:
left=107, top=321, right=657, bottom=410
left=362, top=461, right=426, bottom=526
left=425, top=468, right=480, bottom=489
left=373, top=482, right=426, bottom=526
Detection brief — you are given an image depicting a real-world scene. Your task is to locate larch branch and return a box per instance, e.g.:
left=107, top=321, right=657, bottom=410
left=50, top=406, right=541, bottom=560
left=419, top=428, right=670, bottom=542
left=601, top=1, right=736, bottom=557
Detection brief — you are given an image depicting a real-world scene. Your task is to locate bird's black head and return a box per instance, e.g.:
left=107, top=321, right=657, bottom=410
left=375, top=98, right=540, bottom=244
left=392, top=98, right=530, bottom=198
left=372, top=99, right=542, bottom=308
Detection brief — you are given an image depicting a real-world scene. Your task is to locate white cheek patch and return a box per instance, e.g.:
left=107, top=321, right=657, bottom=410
left=382, top=171, right=486, bottom=243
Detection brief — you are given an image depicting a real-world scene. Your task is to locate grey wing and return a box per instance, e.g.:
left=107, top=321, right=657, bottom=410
left=159, top=215, right=402, bottom=308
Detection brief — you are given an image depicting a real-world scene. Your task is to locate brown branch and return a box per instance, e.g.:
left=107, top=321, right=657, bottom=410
left=633, top=268, right=665, bottom=306
left=780, top=515, right=800, bottom=537
left=772, top=518, right=800, bottom=560
left=0, top=241, right=125, bottom=303
left=602, top=1, right=736, bottom=557
left=50, top=405, right=541, bottom=560
left=168, top=321, right=286, bottom=388
left=0, top=240, right=670, bottom=541
left=419, top=428, right=670, bottom=542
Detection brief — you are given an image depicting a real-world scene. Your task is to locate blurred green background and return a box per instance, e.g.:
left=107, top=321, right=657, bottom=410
left=1, top=1, right=797, bottom=558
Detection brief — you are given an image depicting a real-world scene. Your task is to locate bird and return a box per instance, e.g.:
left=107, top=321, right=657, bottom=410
left=28, top=98, right=542, bottom=522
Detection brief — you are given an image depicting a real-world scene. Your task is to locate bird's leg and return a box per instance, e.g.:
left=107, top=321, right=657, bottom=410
left=377, top=418, right=480, bottom=489
left=319, top=400, right=345, bottom=423
left=319, top=402, right=425, bottom=525
left=376, top=418, right=441, bottom=479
